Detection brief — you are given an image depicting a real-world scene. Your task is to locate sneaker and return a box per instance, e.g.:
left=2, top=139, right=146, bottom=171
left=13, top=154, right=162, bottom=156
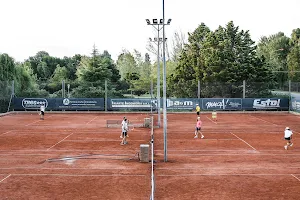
left=201, top=135, right=204, bottom=139
left=120, top=136, right=123, bottom=138
left=194, top=136, right=198, bottom=138
left=120, top=142, right=124, bottom=145
left=284, top=145, right=287, bottom=150
left=290, top=143, right=293, bottom=147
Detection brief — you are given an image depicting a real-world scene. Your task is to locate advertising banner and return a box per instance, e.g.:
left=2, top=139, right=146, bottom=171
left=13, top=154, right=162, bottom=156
left=242, top=98, right=289, bottom=110
left=108, top=98, right=156, bottom=111
left=201, top=98, right=242, bottom=110
left=291, top=93, right=300, bottom=112
left=166, top=98, right=200, bottom=110
left=56, top=98, right=104, bottom=110
left=14, top=98, right=104, bottom=111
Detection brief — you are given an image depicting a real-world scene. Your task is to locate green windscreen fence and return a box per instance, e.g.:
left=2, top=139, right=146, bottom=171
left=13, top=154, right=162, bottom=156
left=0, top=81, right=13, bottom=113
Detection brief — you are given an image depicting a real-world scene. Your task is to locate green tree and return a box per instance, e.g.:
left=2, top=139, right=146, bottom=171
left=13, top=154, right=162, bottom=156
left=287, top=28, right=300, bottom=82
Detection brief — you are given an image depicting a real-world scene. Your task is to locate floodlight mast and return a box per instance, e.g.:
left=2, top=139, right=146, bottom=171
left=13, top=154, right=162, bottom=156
left=146, top=18, right=171, bottom=129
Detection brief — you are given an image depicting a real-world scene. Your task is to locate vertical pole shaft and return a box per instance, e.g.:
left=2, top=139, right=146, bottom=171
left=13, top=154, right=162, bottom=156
left=162, top=0, right=167, bottom=162
left=198, top=80, right=200, bottom=99
left=151, top=79, right=153, bottom=114
left=243, top=80, right=246, bottom=98
left=105, top=80, right=108, bottom=112
left=157, top=25, right=161, bottom=127
left=289, top=80, right=291, bottom=112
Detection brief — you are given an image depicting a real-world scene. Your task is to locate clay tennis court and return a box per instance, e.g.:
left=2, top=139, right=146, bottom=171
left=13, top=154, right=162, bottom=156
left=1, top=112, right=300, bottom=199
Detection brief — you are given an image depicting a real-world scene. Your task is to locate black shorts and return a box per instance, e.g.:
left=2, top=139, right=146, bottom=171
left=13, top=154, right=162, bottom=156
left=285, top=137, right=291, bottom=141
left=41, top=111, right=45, bottom=116
left=195, top=127, right=201, bottom=131
left=122, top=131, right=127, bottom=137
left=197, top=112, right=200, bottom=115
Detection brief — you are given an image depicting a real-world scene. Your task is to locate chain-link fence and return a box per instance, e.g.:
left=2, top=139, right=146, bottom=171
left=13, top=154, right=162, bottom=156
left=12, top=79, right=300, bottom=99
left=0, top=81, right=13, bottom=113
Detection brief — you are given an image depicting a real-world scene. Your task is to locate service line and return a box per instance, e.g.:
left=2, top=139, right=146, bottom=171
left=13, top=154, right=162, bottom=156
left=86, top=116, right=98, bottom=125
left=1, top=130, right=14, bottom=135
left=0, top=174, right=11, bottom=183
left=205, top=116, right=217, bottom=124
left=250, top=115, right=279, bottom=126
left=47, top=133, right=74, bottom=151
left=291, top=174, right=300, bottom=182
left=231, top=132, right=257, bottom=151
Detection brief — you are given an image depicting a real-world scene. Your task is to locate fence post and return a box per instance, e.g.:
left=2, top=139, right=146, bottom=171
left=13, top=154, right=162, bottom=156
left=289, top=80, right=291, bottom=112
left=62, top=80, right=65, bottom=98
left=198, top=80, right=201, bottom=99
left=105, top=79, right=107, bottom=112
left=243, top=80, right=246, bottom=98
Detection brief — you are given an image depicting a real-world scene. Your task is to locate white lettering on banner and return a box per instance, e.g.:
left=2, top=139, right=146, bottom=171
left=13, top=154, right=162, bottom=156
left=292, top=101, right=300, bottom=110
left=253, top=99, right=280, bottom=109
left=205, top=99, right=229, bottom=109
left=62, top=98, right=98, bottom=106
left=22, top=98, right=48, bottom=109
left=167, top=99, right=193, bottom=107
left=111, top=100, right=151, bottom=108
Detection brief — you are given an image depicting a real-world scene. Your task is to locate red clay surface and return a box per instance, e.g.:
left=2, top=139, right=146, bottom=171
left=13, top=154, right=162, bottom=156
left=1, top=112, right=300, bottom=199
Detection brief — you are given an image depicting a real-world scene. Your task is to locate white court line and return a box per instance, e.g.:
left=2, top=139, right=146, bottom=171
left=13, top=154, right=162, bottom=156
left=250, top=115, right=279, bottom=126
left=205, top=116, right=217, bottom=124
left=157, top=166, right=300, bottom=170
left=1, top=130, right=14, bottom=135
left=65, top=139, right=146, bottom=142
left=157, top=174, right=300, bottom=177
left=12, top=173, right=145, bottom=177
left=25, top=120, right=41, bottom=126
left=0, top=174, right=11, bottom=183
left=291, top=174, right=300, bottom=182
left=25, top=115, right=54, bottom=127
left=231, top=132, right=257, bottom=151
left=86, top=116, right=98, bottom=125
left=47, top=133, right=74, bottom=151
left=0, top=167, right=140, bottom=170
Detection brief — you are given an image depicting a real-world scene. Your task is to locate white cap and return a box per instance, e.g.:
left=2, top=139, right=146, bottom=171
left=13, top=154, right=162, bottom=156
left=196, top=104, right=198, bottom=105
left=197, top=117, right=200, bottom=119
left=285, top=127, right=290, bottom=130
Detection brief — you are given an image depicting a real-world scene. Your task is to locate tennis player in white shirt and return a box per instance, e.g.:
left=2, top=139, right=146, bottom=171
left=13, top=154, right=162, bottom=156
left=284, top=127, right=293, bottom=150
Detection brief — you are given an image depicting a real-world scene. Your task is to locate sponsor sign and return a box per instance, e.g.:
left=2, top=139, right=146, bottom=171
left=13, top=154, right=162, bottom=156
left=242, top=98, right=289, bottom=110
left=253, top=99, right=281, bottom=109
left=21, top=98, right=48, bottom=109
left=58, top=98, right=103, bottom=110
left=166, top=99, right=196, bottom=110
left=202, top=98, right=242, bottom=110
left=14, top=98, right=104, bottom=111
left=291, top=100, right=300, bottom=111
left=109, top=99, right=156, bottom=110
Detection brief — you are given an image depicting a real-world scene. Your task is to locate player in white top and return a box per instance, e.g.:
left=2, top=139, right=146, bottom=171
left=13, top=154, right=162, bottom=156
left=121, top=118, right=128, bottom=145
left=284, top=127, right=293, bottom=150
left=40, top=104, right=45, bottom=120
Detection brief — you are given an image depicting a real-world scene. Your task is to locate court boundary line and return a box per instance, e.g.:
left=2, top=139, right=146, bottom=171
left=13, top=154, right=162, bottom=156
left=65, top=139, right=146, bottom=142
left=8, top=173, right=146, bottom=177
left=250, top=115, right=279, bottom=126
left=157, top=166, right=300, bottom=170
left=231, top=132, right=257, bottom=151
left=86, top=116, right=98, bottom=125
left=291, top=174, right=300, bottom=182
left=157, top=173, right=300, bottom=177
left=47, top=133, right=74, bottom=151
left=0, top=174, right=11, bottom=183
left=205, top=116, right=217, bottom=124
left=1, top=130, right=14, bottom=135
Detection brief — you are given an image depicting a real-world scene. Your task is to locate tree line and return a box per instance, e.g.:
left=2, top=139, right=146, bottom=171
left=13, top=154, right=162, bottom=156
left=1, top=21, right=300, bottom=100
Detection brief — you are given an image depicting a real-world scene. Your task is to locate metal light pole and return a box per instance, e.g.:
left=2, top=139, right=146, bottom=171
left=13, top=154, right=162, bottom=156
left=146, top=19, right=171, bottom=128
left=162, top=0, right=171, bottom=162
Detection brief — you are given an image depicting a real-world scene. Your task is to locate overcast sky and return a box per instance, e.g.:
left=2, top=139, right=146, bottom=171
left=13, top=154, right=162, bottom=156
left=1, top=0, right=299, bottom=62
